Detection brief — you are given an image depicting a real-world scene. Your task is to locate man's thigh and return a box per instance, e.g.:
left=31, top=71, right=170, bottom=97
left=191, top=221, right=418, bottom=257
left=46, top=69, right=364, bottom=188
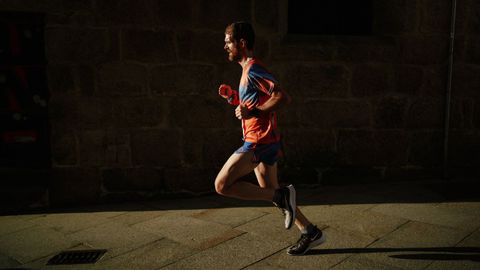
left=254, top=162, right=279, bottom=189
left=216, top=151, right=258, bottom=187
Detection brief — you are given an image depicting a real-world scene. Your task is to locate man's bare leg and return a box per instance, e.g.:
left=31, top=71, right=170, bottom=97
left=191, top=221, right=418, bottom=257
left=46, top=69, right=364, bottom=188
left=215, top=151, right=275, bottom=201
left=254, top=162, right=312, bottom=231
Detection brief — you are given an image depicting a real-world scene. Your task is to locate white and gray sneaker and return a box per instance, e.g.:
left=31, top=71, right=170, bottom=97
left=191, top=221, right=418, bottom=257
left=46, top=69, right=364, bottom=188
left=273, top=184, right=297, bottom=229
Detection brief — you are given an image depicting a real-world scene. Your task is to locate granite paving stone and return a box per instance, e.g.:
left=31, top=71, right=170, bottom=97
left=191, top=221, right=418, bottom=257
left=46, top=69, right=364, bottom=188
left=132, top=213, right=244, bottom=250
left=0, top=225, right=78, bottom=264
left=245, top=226, right=376, bottom=270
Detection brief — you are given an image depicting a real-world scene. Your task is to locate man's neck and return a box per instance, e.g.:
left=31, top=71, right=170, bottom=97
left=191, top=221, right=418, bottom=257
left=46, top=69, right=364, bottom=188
left=238, top=51, right=254, bottom=68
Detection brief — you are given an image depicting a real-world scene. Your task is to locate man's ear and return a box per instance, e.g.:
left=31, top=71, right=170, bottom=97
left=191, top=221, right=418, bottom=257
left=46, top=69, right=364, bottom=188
left=239, top=38, right=247, bottom=49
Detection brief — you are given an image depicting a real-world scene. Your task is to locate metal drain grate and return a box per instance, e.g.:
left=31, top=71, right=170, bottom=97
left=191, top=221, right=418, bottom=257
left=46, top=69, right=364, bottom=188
left=47, top=249, right=107, bottom=265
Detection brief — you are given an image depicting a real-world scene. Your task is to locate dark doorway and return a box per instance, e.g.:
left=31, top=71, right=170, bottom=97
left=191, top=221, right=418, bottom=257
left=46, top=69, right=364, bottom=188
left=0, top=11, right=50, bottom=211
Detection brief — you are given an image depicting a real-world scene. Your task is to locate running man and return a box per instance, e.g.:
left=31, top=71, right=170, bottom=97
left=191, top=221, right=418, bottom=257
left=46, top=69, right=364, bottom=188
left=214, top=21, right=326, bottom=256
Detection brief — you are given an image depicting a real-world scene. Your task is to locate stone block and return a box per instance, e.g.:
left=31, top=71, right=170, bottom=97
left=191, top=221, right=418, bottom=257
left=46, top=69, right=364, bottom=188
left=168, top=97, right=230, bottom=129
left=374, top=96, right=409, bottom=128
left=279, top=167, right=319, bottom=186
left=372, top=0, right=417, bottom=34
left=76, top=65, right=95, bottom=96
left=50, top=167, right=101, bottom=205
left=131, top=129, right=182, bottom=167
left=394, top=65, right=423, bottom=95
left=448, top=130, right=480, bottom=167
left=48, top=95, right=79, bottom=127
left=297, top=100, right=371, bottom=128
left=151, top=64, right=215, bottom=96
left=50, top=127, right=77, bottom=166
left=283, top=63, right=349, bottom=98
left=321, top=167, right=384, bottom=185
left=196, top=0, right=251, bottom=30
left=111, top=97, right=164, bottom=128
left=408, top=131, right=443, bottom=166
left=253, top=0, right=278, bottom=32
left=452, top=64, right=480, bottom=98
left=282, top=129, right=336, bottom=167
left=77, top=97, right=114, bottom=129
left=46, top=65, right=75, bottom=94
left=465, top=0, right=480, bottom=34
left=104, top=129, right=132, bottom=167
left=421, top=66, right=446, bottom=97
left=374, top=130, right=409, bottom=166
left=450, top=99, right=474, bottom=129
left=77, top=129, right=106, bottom=166
left=271, top=39, right=335, bottom=62
left=94, top=0, right=155, bottom=27
left=154, top=0, right=194, bottom=29
left=399, top=36, right=450, bottom=65
left=123, top=29, right=176, bottom=63
left=97, top=62, right=148, bottom=97
left=46, top=27, right=119, bottom=64
left=464, top=36, right=480, bottom=64
left=102, top=167, right=164, bottom=192
left=182, top=128, right=241, bottom=168
left=336, top=129, right=376, bottom=166
left=406, top=98, right=443, bottom=128
left=352, top=64, right=392, bottom=97
left=164, top=168, right=217, bottom=194
left=335, top=37, right=399, bottom=63
left=177, top=30, right=226, bottom=63
left=419, top=0, right=451, bottom=34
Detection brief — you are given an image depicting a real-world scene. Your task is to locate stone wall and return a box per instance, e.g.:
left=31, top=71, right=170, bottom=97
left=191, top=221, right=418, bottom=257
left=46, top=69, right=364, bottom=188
left=1, top=0, right=478, bottom=206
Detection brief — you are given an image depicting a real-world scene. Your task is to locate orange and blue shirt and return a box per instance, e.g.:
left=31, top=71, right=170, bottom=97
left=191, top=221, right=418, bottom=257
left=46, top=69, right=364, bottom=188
left=227, top=58, right=280, bottom=144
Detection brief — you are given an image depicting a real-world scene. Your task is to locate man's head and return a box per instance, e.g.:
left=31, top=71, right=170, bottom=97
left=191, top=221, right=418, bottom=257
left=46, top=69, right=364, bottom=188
left=224, top=21, right=255, bottom=62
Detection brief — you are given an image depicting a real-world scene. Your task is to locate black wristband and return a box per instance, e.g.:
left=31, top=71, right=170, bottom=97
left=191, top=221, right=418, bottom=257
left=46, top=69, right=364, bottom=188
left=250, top=108, right=261, bottom=117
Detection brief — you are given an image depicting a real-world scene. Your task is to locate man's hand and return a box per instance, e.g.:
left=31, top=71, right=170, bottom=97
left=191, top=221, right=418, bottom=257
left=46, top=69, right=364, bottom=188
left=235, top=105, right=257, bottom=120
left=218, top=84, right=233, bottom=99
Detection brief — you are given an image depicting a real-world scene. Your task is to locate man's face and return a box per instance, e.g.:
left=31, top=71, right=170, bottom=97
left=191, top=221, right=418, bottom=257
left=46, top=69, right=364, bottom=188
left=224, top=34, right=240, bottom=62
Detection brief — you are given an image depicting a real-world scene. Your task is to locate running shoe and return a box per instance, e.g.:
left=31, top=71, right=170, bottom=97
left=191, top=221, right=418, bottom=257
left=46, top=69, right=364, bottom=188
left=287, top=227, right=326, bottom=256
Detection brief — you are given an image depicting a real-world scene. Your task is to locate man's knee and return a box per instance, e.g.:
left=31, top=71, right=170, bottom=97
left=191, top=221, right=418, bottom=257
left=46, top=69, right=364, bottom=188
left=214, top=176, right=228, bottom=195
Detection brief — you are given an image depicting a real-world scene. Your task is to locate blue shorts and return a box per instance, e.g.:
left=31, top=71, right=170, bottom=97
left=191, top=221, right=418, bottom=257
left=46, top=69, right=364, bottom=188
left=235, top=141, right=282, bottom=166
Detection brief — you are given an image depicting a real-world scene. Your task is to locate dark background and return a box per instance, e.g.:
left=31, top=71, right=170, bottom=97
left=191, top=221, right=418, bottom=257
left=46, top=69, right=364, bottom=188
left=0, top=0, right=478, bottom=209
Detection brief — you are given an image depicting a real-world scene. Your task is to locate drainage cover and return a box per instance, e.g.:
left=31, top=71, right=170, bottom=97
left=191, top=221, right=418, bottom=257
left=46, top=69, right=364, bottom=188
left=47, top=249, right=107, bottom=265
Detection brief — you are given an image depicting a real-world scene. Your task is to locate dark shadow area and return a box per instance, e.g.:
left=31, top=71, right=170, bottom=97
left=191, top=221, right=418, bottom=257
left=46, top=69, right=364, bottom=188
left=307, top=247, right=480, bottom=262
left=1, top=178, right=479, bottom=216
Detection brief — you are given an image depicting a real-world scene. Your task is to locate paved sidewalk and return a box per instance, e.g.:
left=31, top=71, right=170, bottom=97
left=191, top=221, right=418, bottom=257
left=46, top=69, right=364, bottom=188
left=1, top=179, right=479, bottom=270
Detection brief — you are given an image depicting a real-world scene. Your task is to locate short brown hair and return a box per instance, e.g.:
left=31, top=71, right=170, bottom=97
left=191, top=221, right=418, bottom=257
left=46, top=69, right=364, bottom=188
left=225, top=21, right=255, bottom=50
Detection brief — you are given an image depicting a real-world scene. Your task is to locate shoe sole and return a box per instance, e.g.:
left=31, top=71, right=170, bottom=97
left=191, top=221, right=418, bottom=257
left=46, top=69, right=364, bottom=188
left=287, top=232, right=326, bottom=256
left=285, top=185, right=296, bottom=229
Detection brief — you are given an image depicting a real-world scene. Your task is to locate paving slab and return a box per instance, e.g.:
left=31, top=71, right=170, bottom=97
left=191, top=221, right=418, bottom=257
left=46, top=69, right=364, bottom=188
left=0, top=252, right=21, bottom=269
left=67, top=221, right=160, bottom=259
left=160, top=232, right=287, bottom=270
left=326, top=209, right=409, bottom=240
left=352, top=221, right=471, bottom=270
left=424, top=228, right=480, bottom=270
left=20, top=243, right=97, bottom=270
left=132, top=213, right=244, bottom=250
left=107, top=209, right=167, bottom=226
left=0, top=215, right=37, bottom=237
left=191, top=207, right=269, bottom=228
left=245, top=226, right=376, bottom=270
left=299, top=203, right=376, bottom=225
left=89, top=238, right=197, bottom=270
left=28, top=212, right=118, bottom=234
left=235, top=213, right=300, bottom=245
left=371, top=202, right=480, bottom=232
left=0, top=225, right=78, bottom=264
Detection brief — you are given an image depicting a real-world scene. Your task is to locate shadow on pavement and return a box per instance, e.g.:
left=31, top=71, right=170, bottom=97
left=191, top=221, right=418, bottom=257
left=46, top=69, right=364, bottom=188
left=307, top=247, right=480, bottom=262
